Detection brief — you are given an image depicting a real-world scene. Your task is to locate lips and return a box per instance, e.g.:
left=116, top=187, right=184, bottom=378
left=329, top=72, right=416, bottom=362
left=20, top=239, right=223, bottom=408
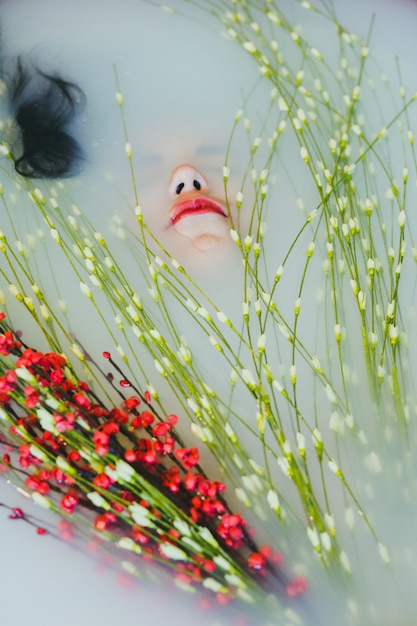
left=170, top=197, right=227, bottom=224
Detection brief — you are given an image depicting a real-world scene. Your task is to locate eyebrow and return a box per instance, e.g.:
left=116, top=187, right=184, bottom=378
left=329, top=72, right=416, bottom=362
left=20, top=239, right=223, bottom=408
left=137, top=153, right=163, bottom=167
left=195, top=144, right=225, bottom=156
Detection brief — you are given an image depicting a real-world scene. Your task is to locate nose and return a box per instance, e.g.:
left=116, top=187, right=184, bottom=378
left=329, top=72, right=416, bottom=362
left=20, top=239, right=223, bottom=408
left=168, top=164, right=209, bottom=199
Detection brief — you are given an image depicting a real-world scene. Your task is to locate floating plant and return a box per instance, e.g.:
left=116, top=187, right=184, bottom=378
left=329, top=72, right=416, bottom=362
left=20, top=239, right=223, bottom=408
left=0, top=0, right=417, bottom=624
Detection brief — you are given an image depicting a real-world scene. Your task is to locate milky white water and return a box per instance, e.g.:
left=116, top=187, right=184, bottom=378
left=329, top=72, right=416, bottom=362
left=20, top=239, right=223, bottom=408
left=1, top=1, right=417, bottom=625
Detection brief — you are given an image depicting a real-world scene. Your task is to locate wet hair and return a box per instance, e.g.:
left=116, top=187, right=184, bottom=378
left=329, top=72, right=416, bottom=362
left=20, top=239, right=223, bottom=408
left=5, top=58, right=85, bottom=178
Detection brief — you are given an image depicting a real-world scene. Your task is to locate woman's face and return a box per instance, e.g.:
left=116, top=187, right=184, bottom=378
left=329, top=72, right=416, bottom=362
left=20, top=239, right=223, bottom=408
left=1, top=0, right=256, bottom=266
left=131, top=129, right=244, bottom=264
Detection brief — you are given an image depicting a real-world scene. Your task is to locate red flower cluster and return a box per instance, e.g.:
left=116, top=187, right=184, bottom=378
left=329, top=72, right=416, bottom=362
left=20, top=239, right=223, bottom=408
left=217, top=513, right=247, bottom=549
left=0, top=316, right=307, bottom=610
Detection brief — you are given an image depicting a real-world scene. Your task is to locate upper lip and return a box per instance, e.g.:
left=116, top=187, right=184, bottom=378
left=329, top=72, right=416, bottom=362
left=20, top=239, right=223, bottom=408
left=170, top=196, right=227, bottom=223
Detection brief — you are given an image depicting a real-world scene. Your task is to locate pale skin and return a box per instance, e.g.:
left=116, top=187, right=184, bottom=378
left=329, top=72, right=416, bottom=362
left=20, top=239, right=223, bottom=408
left=168, top=164, right=232, bottom=251
left=132, top=130, right=246, bottom=268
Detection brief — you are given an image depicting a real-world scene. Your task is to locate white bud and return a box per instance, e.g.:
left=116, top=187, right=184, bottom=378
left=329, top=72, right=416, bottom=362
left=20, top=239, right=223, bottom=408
left=223, top=166, right=230, bottom=181
left=267, top=489, right=280, bottom=511
left=378, top=543, right=390, bottom=565
left=257, top=333, right=266, bottom=353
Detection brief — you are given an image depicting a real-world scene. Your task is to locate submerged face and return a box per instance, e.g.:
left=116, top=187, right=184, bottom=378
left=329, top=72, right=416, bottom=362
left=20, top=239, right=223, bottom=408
left=167, top=164, right=231, bottom=251
left=1, top=0, right=255, bottom=266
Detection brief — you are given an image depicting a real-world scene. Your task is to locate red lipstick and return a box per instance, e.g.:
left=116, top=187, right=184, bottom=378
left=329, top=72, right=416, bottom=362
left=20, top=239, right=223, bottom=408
left=170, top=196, right=226, bottom=224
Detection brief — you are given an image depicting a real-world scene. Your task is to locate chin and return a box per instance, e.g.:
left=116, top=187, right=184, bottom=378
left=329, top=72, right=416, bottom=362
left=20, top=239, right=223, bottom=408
left=190, top=234, right=227, bottom=251
left=172, top=213, right=231, bottom=249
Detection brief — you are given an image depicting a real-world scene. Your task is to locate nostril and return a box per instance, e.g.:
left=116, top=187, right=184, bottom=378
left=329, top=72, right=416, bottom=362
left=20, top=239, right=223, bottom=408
left=168, top=164, right=209, bottom=198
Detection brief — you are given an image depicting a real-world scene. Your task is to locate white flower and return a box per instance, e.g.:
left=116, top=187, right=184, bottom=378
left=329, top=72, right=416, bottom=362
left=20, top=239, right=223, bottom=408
left=56, top=456, right=74, bottom=473
left=230, top=229, right=240, bottom=245
left=389, top=325, right=399, bottom=344
left=154, top=359, right=167, bottom=376
left=267, top=489, right=280, bottom=511
left=321, top=531, right=332, bottom=552
left=39, top=303, right=50, bottom=320
left=325, top=384, right=337, bottom=404
left=235, top=488, right=251, bottom=506
left=311, top=356, right=323, bottom=373
left=120, top=561, right=138, bottom=576
left=216, top=311, right=229, bottom=324
left=202, top=578, right=226, bottom=593
left=329, top=411, right=344, bottom=435
left=242, top=475, right=261, bottom=494
left=36, top=407, right=57, bottom=434
left=50, top=229, right=60, bottom=243
left=173, top=519, right=192, bottom=537
left=225, top=423, right=237, bottom=442
left=324, top=513, right=336, bottom=536
left=296, top=432, right=306, bottom=455
left=29, top=445, right=47, bottom=461
left=87, top=491, right=110, bottom=509
left=257, top=333, right=266, bottom=353
left=190, top=423, right=205, bottom=442
left=15, top=367, right=36, bottom=383
left=32, top=492, right=51, bottom=509
left=364, top=451, right=382, bottom=474
left=114, top=459, right=135, bottom=483
left=187, top=397, right=200, bottom=414
left=225, top=574, right=247, bottom=589
left=378, top=543, right=391, bottom=565
left=272, top=379, right=284, bottom=394
left=277, top=456, right=291, bottom=477
left=129, top=502, right=153, bottom=527
left=311, top=48, right=323, bottom=61
left=243, top=41, right=257, bottom=54
left=197, top=306, right=212, bottom=322
left=267, top=10, right=281, bottom=24
left=198, top=527, right=219, bottom=547
left=345, top=507, right=355, bottom=530
left=307, top=527, right=320, bottom=549
left=274, top=265, right=284, bottom=282
left=213, top=555, right=232, bottom=572
left=340, top=551, right=351, bottom=573
left=328, top=459, right=341, bottom=475
left=278, top=97, right=289, bottom=111
left=159, top=543, right=188, bottom=561
left=117, top=537, right=142, bottom=553
left=182, top=537, right=202, bottom=553
left=80, top=282, right=92, bottom=298
left=241, top=368, right=256, bottom=388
